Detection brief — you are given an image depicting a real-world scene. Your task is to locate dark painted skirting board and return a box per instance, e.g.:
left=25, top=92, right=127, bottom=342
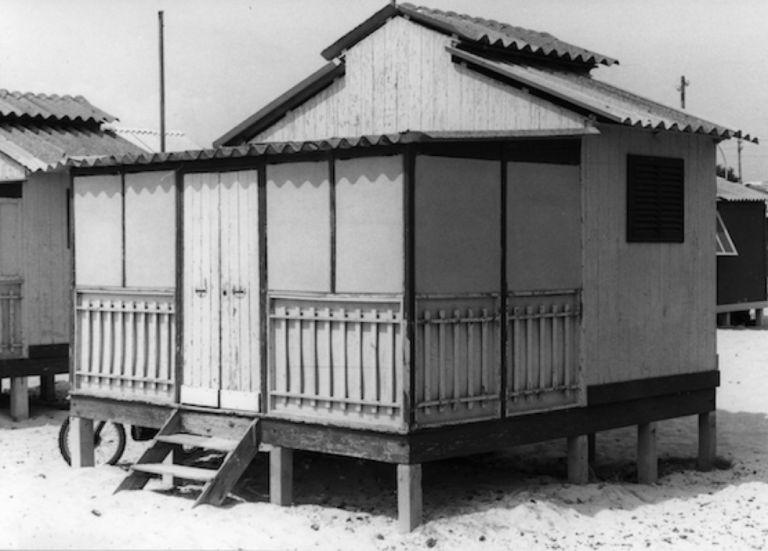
left=70, top=371, right=718, bottom=465
left=0, top=357, right=69, bottom=378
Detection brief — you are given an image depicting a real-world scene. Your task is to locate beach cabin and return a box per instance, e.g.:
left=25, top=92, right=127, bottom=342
left=716, top=178, right=768, bottom=324
left=67, top=3, right=755, bottom=531
left=0, top=90, right=143, bottom=419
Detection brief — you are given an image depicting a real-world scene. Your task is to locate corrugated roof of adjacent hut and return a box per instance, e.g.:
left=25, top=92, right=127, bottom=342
left=0, top=90, right=147, bottom=173
left=322, top=2, right=617, bottom=67
left=448, top=47, right=757, bottom=143
left=718, top=178, right=768, bottom=202
left=111, top=126, right=201, bottom=153
left=0, top=89, right=116, bottom=124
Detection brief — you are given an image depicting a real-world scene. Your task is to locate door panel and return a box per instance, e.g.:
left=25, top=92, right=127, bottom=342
left=219, top=170, right=260, bottom=411
left=181, top=170, right=260, bottom=411
left=181, top=172, right=221, bottom=407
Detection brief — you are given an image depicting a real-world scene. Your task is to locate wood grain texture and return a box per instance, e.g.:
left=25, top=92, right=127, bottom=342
left=254, top=18, right=584, bottom=142
left=581, top=126, right=717, bottom=385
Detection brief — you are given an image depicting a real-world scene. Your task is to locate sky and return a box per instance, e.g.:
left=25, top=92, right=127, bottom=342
left=1, top=0, right=766, bottom=181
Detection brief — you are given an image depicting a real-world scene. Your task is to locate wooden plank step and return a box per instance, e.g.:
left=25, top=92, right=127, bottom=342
left=131, top=463, right=217, bottom=482
left=156, top=433, right=238, bottom=452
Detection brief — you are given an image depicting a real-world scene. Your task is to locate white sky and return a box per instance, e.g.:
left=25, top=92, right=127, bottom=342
left=1, top=0, right=766, bottom=180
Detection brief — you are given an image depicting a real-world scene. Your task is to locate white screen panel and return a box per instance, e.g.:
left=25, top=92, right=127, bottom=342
left=74, top=175, right=122, bottom=287
left=267, top=161, right=330, bottom=292
left=415, top=156, right=501, bottom=294
left=507, top=163, right=581, bottom=290
left=125, top=171, right=176, bottom=288
left=336, top=156, right=403, bottom=293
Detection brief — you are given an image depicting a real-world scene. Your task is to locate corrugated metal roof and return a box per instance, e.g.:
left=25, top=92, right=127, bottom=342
left=112, top=126, right=200, bottom=153
left=0, top=90, right=116, bottom=124
left=322, top=3, right=617, bottom=67
left=449, top=47, right=757, bottom=142
left=717, top=177, right=768, bottom=202
left=0, top=123, right=146, bottom=171
left=68, top=128, right=597, bottom=170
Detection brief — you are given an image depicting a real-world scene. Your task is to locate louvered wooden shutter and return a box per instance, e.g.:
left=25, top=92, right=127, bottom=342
left=627, top=155, right=684, bottom=243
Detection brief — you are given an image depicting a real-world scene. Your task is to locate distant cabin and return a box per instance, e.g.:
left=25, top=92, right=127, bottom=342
left=67, top=3, right=755, bottom=532
left=0, top=89, right=143, bottom=419
left=716, top=177, right=768, bottom=324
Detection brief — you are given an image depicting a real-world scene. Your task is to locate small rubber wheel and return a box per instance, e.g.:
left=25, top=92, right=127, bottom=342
left=58, top=417, right=127, bottom=466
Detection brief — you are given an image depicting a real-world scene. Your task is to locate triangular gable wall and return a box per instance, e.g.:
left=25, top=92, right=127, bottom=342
left=252, top=17, right=587, bottom=143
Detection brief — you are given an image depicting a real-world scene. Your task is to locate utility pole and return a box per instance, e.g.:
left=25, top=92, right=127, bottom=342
left=677, top=75, right=690, bottom=109
left=737, top=138, right=743, bottom=183
left=159, top=11, right=166, bottom=153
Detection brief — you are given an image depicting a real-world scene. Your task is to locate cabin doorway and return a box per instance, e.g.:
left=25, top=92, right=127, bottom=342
left=181, top=171, right=261, bottom=411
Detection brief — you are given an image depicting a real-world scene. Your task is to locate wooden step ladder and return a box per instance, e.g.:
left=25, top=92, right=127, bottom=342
left=115, top=409, right=261, bottom=507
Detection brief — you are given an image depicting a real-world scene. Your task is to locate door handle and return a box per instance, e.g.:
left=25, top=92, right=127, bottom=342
left=232, top=287, right=246, bottom=297
left=194, top=288, right=207, bottom=296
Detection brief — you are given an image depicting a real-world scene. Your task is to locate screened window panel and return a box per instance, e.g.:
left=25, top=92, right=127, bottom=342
left=627, top=155, right=685, bottom=243
left=125, top=172, right=176, bottom=288
left=74, top=175, right=122, bottom=287
left=415, top=156, right=500, bottom=294
left=336, top=156, right=403, bottom=293
left=267, top=161, right=331, bottom=292
left=507, top=163, right=581, bottom=290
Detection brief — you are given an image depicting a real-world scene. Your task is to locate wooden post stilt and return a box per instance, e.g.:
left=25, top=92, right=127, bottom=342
left=71, top=417, right=95, bottom=468
left=723, top=312, right=732, bottom=327
left=270, top=447, right=293, bottom=506
left=10, top=377, right=29, bottom=420
left=637, top=422, right=658, bottom=484
left=587, top=432, right=597, bottom=466
left=567, top=435, right=589, bottom=484
left=397, top=463, right=422, bottom=533
left=40, top=374, right=56, bottom=402
left=698, top=411, right=716, bottom=471
left=755, top=309, right=764, bottom=327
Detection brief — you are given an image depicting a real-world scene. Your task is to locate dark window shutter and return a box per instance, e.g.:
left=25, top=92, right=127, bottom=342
left=627, top=155, right=684, bottom=243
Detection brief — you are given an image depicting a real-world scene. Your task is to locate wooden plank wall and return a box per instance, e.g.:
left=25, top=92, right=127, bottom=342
left=22, top=171, right=71, bottom=347
left=581, top=126, right=717, bottom=384
left=0, top=154, right=26, bottom=181
left=254, top=17, right=585, bottom=142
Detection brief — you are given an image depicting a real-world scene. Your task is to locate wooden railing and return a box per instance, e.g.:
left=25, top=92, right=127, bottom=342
left=0, top=280, right=22, bottom=358
left=414, top=295, right=501, bottom=426
left=505, top=289, right=582, bottom=413
left=269, top=294, right=403, bottom=428
left=75, top=289, right=176, bottom=402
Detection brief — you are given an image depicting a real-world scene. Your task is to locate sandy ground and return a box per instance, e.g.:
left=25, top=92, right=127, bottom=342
left=1, top=328, right=767, bottom=550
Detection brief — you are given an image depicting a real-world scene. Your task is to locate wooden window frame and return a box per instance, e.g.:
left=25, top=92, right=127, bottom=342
left=715, top=211, right=738, bottom=256
left=626, top=155, right=685, bottom=243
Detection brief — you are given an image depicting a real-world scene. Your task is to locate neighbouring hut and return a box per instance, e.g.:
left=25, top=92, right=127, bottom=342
left=716, top=177, right=768, bottom=325
left=0, top=89, right=144, bottom=419
left=66, top=3, right=756, bottom=531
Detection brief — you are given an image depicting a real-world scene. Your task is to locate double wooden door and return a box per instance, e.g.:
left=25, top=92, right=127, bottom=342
left=180, top=170, right=261, bottom=411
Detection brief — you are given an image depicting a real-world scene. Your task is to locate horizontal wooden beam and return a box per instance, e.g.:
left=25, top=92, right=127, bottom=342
left=408, top=389, right=715, bottom=463
left=588, top=371, right=719, bottom=406
left=0, top=357, right=68, bottom=378
left=70, top=394, right=172, bottom=427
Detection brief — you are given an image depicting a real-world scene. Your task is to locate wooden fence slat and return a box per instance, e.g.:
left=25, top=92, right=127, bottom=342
left=552, top=304, right=560, bottom=389
left=466, top=308, right=474, bottom=409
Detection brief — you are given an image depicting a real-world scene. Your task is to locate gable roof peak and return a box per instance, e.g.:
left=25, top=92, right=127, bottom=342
left=322, top=2, right=618, bottom=68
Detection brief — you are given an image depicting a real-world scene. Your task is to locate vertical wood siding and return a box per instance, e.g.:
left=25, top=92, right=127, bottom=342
left=22, top=172, right=71, bottom=346
left=581, top=126, right=717, bottom=384
left=0, top=199, right=22, bottom=277
left=254, top=17, right=585, bottom=142
left=0, top=281, right=22, bottom=358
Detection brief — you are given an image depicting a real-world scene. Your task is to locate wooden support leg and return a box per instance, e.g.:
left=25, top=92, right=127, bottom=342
left=755, top=309, right=764, bottom=327
left=588, top=432, right=597, bottom=466
left=71, top=417, right=95, bottom=468
left=567, top=435, right=589, bottom=484
left=724, top=312, right=732, bottom=327
left=270, top=447, right=293, bottom=506
left=637, top=422, right=658, bottom=484
left=397, top=463, right=422, bottom=533
left=40, top=374, right=56, bottom=403
left=698, top=411, right=717, bottom=471
left=10, top=377, right=29, bottom=421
